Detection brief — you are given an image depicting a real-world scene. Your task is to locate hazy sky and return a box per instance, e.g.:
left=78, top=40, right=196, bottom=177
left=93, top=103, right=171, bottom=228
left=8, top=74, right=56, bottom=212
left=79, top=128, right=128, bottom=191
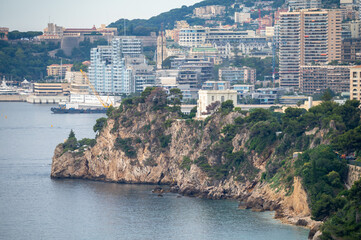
left=0, top=0, right=202, bottom=31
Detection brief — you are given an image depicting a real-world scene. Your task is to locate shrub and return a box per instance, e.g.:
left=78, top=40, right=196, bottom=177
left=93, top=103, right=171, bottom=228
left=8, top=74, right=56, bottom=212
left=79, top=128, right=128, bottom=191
left=295, top=145, right=348, bottom=220
left=164, top=119, right=174, bottom=129
left=106, top=105, right=115, bottom=117
left=159, top=134, right=172, bottom=148
left=248, top=120, right=279, bottom=154
left=63, top=130, right=78, bottom=151
left=78, top=138, right=96, bottom=147
left=114, top=137, right=136, bottom=158
left=180, top=156, right=192, bottom=171
left=93, top=117, right=107, bottom=132
left=246, top=108, right=272, bottom=123
left=234, top=116, right=244, bottom=125
left=111, top=121, right=120, bottom=133
left=220, top=100, right=234, bottom=113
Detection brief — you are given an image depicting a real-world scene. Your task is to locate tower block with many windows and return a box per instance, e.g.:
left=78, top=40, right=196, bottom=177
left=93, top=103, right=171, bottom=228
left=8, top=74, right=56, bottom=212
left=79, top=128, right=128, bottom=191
left=279, top=9, right=341, bottom=88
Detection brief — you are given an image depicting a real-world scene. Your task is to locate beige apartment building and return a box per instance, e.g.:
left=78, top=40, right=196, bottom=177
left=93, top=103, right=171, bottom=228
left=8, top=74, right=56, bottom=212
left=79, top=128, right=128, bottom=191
left=47, top=64, right=73, bottom=78
left=350, top=65, right=361, bottom=100
left=64, top=71, right=89, bottom=94
left=300, top=65, right=351, bottom=95
left=193, top=5, right=226, bottom=19
left=234, top=12, right=251, bottom=23
left=279, top=9, right=342, bottom=88
left=33, top=83, right=69, bottom=96
left=327, top=10, right=342, bottom=62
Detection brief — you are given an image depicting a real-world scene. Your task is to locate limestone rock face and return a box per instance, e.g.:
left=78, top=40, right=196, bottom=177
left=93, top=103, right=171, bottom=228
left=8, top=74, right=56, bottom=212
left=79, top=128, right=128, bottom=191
left=346, top=164, right=361, bottom=189
left=51, top=93, right=315, bottom=227
left=51, top=145, right=88, bottom=178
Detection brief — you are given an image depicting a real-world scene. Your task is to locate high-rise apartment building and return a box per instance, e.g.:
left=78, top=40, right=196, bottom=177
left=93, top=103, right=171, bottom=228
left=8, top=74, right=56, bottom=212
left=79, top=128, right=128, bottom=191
left=300, top=65, right=351, bottom=95
left=179, top=26, right=207, bottom=47
left=287, top=0, right=321, bottom=10
left=88, top=45, right=132, bottom=95
left=350, top=65, right=361, bottom=100
left=178, top=26, right=256, bottom=47
left=342, top=38, right=361, bottom=62
left=114, top=36, right=142, bottom=58
left=219, top=67, right=256, bottom=83
left=279, top=9, right=342, bottom=88
left=279, top=12, right=301, bottom=87
left=88, top=36, right=142, bottom=95
left=328, top=10, right=342, bottom=61
left=125, top=56, right=156, bottom=93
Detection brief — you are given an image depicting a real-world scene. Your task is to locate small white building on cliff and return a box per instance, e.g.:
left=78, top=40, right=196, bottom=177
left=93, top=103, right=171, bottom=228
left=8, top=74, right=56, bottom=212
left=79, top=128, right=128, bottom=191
left=196, top=89, right=237, bottom=118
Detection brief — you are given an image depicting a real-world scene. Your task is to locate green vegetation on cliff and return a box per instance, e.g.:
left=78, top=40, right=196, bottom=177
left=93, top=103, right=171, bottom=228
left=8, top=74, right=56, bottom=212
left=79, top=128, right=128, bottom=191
left=62, top=130, right=96, bottom=154
left=65, top=88, right=360, bottom=239
left=321, top=179, right=361, bottom=240
left=295, top=145, right=348, bottom=221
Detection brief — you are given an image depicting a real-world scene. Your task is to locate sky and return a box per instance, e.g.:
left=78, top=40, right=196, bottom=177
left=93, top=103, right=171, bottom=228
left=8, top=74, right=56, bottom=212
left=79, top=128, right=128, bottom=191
left=0, top=0, right=202, bottom=32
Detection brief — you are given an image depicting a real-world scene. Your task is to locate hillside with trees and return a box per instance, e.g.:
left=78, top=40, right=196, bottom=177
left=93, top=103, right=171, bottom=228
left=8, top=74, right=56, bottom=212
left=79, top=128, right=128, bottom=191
left=0, top=40, right=59, bottom=81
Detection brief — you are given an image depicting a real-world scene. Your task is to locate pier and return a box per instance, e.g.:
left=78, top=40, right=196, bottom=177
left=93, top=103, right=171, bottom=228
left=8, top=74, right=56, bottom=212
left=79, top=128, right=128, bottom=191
left=0, top=94, right=68, bottom=104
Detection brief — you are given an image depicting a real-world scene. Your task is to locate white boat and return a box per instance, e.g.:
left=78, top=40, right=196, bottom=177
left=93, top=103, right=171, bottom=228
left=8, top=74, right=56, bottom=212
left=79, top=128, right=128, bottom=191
left=0, top=78, right=18, bottom=95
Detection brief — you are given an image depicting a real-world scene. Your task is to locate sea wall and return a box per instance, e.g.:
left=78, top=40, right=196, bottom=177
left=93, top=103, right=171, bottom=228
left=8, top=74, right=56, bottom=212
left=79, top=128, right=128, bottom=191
left=0, top=95, right=26, bottom=102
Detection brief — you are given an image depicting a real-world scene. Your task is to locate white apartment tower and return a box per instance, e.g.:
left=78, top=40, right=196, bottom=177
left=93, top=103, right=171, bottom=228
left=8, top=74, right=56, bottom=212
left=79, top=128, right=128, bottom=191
left=279, top=9, right=342, bottom=88
left=88, top=39, right=134, bottom=95
left=287, top=0, right=321, bottom=10
left=115, top=36, right=142, bottom=57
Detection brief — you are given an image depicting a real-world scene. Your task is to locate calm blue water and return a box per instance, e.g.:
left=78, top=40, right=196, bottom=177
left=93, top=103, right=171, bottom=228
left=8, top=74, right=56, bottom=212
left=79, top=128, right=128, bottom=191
left=0, top=102, right=309, bottom=240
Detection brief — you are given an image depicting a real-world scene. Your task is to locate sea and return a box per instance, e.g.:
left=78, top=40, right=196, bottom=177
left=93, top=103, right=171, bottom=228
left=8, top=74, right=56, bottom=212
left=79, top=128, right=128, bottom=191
left=0, top=102, right=309, bottom=240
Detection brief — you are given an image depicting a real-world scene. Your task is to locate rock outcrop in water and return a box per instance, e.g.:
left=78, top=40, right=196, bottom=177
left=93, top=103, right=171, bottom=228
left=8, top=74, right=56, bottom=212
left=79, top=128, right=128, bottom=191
left=52, top=88, right=352, bottom=233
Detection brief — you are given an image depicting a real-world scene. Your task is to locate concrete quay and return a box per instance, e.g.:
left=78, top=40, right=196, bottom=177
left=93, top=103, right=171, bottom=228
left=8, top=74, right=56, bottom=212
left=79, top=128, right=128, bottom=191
left=26, top=95, right=69, bottom=104
left=0, top=95, right=26, bottom=102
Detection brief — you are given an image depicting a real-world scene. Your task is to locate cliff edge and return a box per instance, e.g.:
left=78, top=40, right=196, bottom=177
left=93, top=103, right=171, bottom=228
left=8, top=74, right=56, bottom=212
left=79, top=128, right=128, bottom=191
left=52, top=88, right=361, bottom=236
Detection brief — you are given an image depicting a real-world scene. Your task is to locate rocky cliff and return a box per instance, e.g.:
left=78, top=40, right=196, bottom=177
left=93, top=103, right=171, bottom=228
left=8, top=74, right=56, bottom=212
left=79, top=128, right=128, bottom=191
left=346, top=164, right=361, bottom=189
left=51, top=89, right=323, bottom=230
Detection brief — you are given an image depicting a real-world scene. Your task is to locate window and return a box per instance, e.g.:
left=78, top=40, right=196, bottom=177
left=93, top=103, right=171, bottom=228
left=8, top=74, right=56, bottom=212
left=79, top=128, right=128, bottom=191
left=221, top=96, right=225, bottom=102
left=353, top=72, right=357, bottom=78
left=212, top=96, right=214, bottom=101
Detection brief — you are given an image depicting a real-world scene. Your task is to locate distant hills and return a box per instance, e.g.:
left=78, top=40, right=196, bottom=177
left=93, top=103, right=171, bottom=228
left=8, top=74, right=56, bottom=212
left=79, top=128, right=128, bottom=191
left=108, top=0, right=340, bottom=36
left=107, top=0, right=277, bottom=36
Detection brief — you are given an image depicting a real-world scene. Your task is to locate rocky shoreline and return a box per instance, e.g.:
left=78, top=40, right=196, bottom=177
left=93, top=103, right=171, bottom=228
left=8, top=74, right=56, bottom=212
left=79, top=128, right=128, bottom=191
left=51, top=92, right=326, bottom=239
left=51, top=141, right=320, bottom=237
